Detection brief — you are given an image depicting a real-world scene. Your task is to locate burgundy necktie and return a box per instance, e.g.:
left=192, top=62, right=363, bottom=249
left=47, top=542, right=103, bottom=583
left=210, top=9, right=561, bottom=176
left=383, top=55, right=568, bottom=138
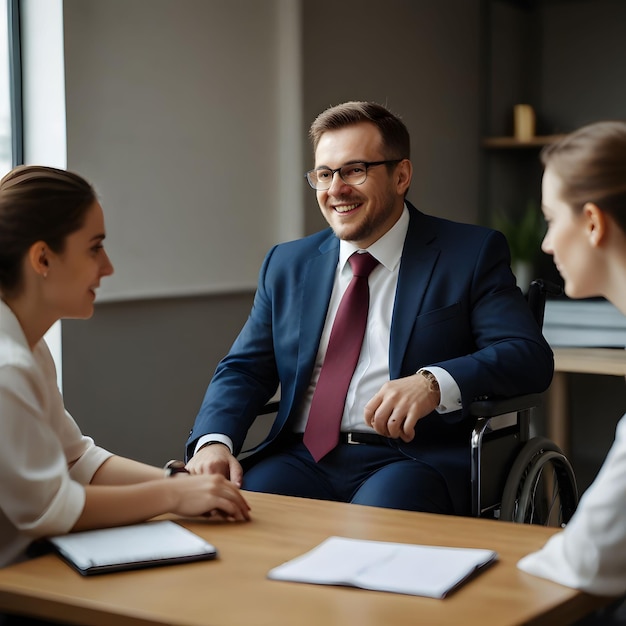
left=303, top=251, right=380, bottom=462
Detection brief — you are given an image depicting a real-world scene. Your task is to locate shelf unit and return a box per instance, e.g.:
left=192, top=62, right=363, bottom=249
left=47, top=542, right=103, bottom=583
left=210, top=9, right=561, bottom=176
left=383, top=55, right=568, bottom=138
left=479, top=0, right=568, bottom=288
left=482, top=134, right=565, bottom=149
left=481, top=131, right=564, bottom=287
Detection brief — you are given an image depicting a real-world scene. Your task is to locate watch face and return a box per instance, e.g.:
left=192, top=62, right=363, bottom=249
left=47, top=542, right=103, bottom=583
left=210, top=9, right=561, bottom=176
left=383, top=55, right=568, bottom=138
left=420, top=370, right=440, bottom=392
left=164, top=460, right=188, bottom=476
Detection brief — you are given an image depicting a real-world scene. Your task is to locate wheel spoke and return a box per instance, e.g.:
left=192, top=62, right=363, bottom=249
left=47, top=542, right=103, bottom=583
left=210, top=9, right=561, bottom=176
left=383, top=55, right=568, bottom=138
left=500, top=436, right=578, bottom=527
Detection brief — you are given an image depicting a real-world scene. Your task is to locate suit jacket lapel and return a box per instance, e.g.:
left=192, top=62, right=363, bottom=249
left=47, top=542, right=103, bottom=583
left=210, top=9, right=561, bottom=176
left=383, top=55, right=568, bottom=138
left=389, top=206, right=440, bottom=378
left=288, top=210, right=439, bottom=388
left=293, top=234, right=339, bottom=401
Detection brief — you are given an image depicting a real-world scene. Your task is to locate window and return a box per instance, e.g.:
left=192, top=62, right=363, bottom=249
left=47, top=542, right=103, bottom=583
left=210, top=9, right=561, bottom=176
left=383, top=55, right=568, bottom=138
left=0, top=0, right=20, bottom=176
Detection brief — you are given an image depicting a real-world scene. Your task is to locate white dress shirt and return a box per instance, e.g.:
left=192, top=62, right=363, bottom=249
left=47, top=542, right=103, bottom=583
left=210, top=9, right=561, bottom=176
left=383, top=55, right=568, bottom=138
left=292, top=205, right=461, bottom=433
left=0, top=300, right=113, bottom=567
left=517, top=412, right=626, bottom=596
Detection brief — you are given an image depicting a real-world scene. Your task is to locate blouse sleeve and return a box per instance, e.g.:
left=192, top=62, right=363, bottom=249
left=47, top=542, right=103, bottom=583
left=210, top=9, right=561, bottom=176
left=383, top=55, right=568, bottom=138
left=0, top=351, right=112, bottom=538
left=517, top=414, right=626, bottom=596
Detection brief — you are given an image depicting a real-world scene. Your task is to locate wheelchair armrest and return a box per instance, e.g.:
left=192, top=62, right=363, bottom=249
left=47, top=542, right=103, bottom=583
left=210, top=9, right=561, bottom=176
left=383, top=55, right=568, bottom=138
left=469, top=393, right=543, bottom=418
left=259, top=401, right=280, bottom=415
left=470, top=392, right=543, bottom=517
left=261, top=395, right=543, bottom=419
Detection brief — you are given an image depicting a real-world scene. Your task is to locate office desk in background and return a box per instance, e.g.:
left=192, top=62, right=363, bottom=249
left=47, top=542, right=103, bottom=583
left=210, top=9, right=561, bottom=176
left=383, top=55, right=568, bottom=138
left=542, top=298, right=626, bottom=454
left=0, top=492, right=611, bottom=626
left=548, top=347, right=626, bottom=454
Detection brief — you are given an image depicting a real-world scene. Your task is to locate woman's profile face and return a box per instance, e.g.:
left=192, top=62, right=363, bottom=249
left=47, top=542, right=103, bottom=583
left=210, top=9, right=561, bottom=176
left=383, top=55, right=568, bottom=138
left=541, top=166, right=597, bottom=300
left=45, top=200, right=114, bottom=319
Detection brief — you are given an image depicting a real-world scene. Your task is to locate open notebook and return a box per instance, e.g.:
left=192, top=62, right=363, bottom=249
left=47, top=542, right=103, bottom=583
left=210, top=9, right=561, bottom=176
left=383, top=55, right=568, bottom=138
left=48, top=520, right=217, bottom=576
left=268, top=536, right=497, bottom=599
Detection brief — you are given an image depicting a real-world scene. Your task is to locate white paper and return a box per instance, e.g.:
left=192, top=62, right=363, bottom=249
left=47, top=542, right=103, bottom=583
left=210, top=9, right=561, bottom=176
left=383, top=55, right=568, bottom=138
left=49, top=520, right=217, bottom=574
left=268, top=536, right=497, bottom=599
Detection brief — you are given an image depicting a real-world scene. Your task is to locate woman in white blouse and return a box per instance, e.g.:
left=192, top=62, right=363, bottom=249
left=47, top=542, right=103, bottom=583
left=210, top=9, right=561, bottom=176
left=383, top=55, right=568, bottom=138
left=517, top=121, right=626, bottom=603
left=0, top=165, right=250, bottom=571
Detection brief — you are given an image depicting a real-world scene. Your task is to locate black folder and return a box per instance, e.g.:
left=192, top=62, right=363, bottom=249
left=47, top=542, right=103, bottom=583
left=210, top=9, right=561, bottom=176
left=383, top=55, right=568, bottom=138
left=48, top=520, right=217, bottom=576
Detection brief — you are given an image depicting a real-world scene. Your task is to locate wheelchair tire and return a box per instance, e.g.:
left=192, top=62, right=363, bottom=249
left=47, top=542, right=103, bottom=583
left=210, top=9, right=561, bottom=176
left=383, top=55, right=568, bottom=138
left=500, top=436, right=578, bottom=526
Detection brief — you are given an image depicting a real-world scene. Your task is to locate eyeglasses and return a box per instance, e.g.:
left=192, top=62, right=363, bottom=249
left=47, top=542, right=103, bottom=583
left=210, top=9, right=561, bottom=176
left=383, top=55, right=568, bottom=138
left=305, top=159, right=402, bottom=190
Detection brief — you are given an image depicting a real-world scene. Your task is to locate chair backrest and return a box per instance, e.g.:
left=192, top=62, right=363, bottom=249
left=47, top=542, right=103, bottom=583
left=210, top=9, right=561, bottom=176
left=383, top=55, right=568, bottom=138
left=526, top=278, right=563, bottom=329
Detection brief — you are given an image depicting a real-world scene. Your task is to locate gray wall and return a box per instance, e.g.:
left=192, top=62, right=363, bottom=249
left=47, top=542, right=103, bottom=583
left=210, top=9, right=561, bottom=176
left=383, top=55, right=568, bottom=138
left=62, top=293, right=253, bottom=463
left=541, top=0, right=626, bottom=131
left=62, top=0, right=301, bottom=302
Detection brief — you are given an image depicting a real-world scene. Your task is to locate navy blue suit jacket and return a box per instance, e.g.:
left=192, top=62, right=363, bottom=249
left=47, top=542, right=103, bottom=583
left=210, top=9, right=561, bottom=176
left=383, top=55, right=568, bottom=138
left=186, top=204, right=553, bottom=511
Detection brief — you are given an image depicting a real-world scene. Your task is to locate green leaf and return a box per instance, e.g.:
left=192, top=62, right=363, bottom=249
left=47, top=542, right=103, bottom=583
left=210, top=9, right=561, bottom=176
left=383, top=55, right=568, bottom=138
left=493, top=201, right=545, bottom=263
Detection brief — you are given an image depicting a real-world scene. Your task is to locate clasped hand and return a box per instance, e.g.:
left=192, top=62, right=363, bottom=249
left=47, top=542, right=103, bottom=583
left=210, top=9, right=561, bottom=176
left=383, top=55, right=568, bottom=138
left=364, top=373, right=440, bottom=442
left=186, top=442, right=244, bottom=488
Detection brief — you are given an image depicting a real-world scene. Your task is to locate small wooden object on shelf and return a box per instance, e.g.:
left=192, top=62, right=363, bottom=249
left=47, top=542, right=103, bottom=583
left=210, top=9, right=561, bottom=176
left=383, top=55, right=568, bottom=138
left=513, top=104, right=536, bottom=141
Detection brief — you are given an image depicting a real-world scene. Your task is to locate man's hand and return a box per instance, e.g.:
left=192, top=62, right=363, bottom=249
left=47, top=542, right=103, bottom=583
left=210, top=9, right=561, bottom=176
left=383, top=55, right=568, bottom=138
left=364, top=374, right=440, bottom=442
left=185, top=443, right=244, bottom=488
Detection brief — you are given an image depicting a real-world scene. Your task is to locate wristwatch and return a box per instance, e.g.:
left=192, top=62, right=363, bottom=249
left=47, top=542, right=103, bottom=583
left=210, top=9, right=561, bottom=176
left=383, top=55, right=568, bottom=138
left=163, top=459, right=189, bottom=478
left=418, top=369, right=440, bottom=395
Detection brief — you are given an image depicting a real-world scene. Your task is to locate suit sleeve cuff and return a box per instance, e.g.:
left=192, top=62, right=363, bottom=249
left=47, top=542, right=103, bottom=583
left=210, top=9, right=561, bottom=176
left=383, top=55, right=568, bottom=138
left=194, top=434, right=234, bottom=456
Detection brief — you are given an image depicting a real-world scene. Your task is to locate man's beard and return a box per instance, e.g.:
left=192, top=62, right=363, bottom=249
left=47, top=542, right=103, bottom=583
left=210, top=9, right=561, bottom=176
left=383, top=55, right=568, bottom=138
left=331, top=196, right=396, bottom=244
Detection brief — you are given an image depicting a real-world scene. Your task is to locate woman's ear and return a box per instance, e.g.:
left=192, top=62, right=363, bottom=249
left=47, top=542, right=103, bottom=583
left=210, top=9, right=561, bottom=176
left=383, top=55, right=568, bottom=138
left=583, top=202, right=606, bottom=247
left=27, top=241, right=50, bottom=278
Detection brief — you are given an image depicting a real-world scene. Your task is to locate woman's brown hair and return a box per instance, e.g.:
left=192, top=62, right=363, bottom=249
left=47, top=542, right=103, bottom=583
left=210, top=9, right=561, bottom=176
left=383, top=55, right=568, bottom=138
left=541, top=121, right=626, bottom=232
left=0, top=165, right=96, bottom=296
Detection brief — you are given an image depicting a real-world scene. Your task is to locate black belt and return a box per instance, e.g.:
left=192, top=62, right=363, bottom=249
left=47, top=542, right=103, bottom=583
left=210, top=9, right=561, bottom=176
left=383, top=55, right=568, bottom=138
left=290, top=432, right=390, bottom=446
left=339, top=432, right=390, bottom=446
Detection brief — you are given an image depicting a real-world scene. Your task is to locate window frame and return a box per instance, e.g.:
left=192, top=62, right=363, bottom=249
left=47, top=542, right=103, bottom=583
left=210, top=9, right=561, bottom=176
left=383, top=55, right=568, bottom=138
left=7, top=0, right=22, bottom=166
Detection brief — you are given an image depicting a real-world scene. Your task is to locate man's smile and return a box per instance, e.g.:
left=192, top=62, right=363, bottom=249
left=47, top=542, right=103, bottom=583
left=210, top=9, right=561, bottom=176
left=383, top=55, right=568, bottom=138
left=332, top=202, right=362, bottom=214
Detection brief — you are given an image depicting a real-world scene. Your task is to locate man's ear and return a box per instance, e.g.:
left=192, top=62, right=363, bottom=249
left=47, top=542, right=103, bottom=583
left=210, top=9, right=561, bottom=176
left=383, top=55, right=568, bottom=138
left=27, top=241, right=50, bottom=278
left=583, top=202, right=606, bottom=247
left=395, top=159, right=412, bottom=195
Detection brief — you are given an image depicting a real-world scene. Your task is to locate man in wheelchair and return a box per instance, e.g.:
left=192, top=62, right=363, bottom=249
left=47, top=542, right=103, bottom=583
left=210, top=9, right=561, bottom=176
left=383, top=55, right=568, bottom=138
left=185, top=101, right=553, bottom=517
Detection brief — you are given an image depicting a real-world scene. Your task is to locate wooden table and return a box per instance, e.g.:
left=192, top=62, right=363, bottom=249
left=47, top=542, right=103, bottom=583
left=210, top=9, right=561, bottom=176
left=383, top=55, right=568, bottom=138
left=0, top=492, right=611, bottom=626
left=548, top=347, right=626, bottom=453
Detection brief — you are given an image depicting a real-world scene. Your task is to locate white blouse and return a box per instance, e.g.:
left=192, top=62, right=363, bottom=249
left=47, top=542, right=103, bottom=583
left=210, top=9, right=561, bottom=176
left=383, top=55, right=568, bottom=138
left=517, top=412, right=626, bottom=596
left=0, top=300, right=112, bottom=567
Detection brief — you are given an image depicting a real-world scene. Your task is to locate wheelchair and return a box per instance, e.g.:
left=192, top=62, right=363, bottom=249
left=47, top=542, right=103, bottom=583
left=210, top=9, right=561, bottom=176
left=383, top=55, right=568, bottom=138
left=254, top=279, right=579, bottom=527
left=470, top=279, right=579, bottom=526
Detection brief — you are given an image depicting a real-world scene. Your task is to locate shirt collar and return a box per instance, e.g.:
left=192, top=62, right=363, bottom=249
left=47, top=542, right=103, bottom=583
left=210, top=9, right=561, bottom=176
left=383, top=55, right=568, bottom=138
left=0, top=298, right=30, bottom=350
left=339, top=204, right=409, bottom=273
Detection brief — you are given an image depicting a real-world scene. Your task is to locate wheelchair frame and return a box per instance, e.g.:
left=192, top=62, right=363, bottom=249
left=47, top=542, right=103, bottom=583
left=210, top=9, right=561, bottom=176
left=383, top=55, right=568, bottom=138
left=470, top=280, right=579, bottom=524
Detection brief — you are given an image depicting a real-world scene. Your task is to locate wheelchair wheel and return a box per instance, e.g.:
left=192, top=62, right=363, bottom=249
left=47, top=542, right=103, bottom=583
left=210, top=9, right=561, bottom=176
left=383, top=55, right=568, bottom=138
left=500, top=436, right=578, bottom=526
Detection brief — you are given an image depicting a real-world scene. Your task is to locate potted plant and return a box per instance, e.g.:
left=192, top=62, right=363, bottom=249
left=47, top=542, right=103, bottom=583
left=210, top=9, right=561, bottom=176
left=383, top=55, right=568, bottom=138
left=493, top=200, right=545, bottom=290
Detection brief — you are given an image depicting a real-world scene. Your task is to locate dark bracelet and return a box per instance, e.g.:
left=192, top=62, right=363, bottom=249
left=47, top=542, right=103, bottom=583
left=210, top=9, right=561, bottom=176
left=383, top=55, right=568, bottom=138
left=163, top=459, right=190, bottom=478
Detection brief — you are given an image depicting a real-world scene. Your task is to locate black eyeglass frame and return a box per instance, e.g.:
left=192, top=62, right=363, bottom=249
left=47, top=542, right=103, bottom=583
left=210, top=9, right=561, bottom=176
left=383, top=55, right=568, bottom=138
left=304, top=159, right=403, bottom=190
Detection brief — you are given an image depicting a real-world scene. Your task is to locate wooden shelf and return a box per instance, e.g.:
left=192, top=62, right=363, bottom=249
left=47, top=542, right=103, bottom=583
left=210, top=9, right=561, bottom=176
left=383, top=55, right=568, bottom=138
left=482, top=134, right=566, bottom=149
